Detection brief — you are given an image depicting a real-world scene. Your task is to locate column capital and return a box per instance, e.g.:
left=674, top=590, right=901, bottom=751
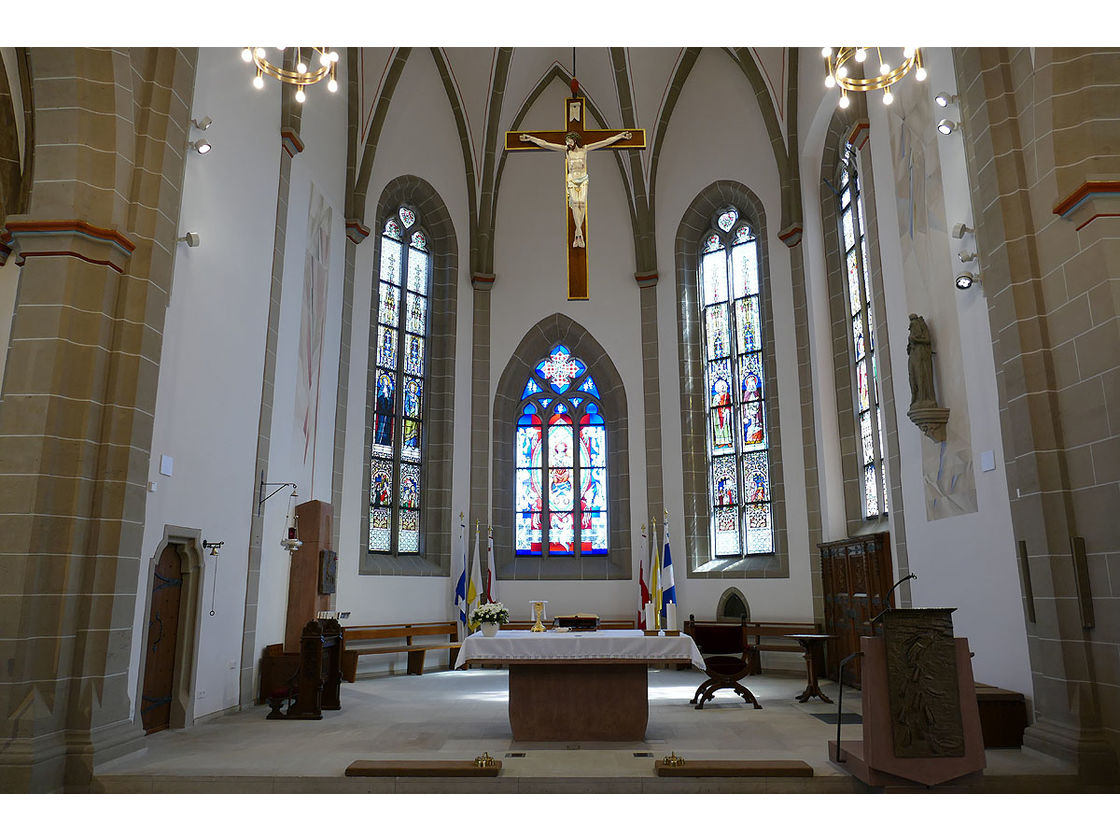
left=471, top=273, right=495, bottom=291
left=1053, top=180, right=1120, bottom=231
left=345, top=219, right=370, bottom=244
left=634, top=271, right=659, bottom=288
left=3, top=217, right=136, bottom=273
left=778, top=224, right=803, bottom=248
left=281, top=128, right=305, bottom=157
left=846, top=120, right=871, bottom=151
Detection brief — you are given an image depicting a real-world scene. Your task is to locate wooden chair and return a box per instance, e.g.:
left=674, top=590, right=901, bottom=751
left=684, top=614, right=762, bottom=710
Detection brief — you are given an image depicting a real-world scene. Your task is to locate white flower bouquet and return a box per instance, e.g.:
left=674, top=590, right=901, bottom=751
left=470, top=601, right=510, bottom=625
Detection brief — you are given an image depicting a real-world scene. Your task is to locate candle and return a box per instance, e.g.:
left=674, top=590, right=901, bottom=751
left=666, top=603, right=678, bottom=631
left=644, top=603, right=654, bottom=630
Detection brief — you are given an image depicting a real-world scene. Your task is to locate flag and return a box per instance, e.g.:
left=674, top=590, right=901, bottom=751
left=649, top=517, right=661, bottom=629
left=637, top=526, right=650, bottom=629
left=661, top=516, right=677, bottom=623
left=453, top=516, right=467, bottom=636
left=467, top=522, right=484, bottom=625
left=485, top=526, right=497, bottom=603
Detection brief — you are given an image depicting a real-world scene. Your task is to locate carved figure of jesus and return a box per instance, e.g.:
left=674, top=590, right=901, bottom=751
left=519, top=129, right=633, bottom=247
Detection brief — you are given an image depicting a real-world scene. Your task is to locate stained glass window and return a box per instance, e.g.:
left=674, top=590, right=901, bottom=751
left=699, top=208, right=774, bottom=556
left=838, top=151, right=888, bottom=518
left=516, top=345, right=608, bottom=557
left=370, top=205, right=431, bottom=553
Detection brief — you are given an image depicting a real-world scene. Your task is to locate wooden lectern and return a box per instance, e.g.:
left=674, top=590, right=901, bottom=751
left=829, top=608, right=986, bottom=787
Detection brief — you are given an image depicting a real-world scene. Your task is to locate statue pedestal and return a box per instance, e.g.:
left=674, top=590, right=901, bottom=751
left=830, top=609, right=986, bottom=787
left=907, top=405, right=950, bottom=442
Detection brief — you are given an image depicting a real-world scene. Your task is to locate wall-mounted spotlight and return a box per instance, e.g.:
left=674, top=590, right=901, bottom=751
left=958, top=251, right=977, bottom=263
left=191, top=116, right=213, bottom=131
left=952, top=222, right=974, bottom=239
left=202, top=540, right=224, bottom=557
left=937, top=119, right=958, bottom=136
left=934, top=91, right=958, bottom=108
left=178, top=232, right=200, bottom=247
left=955, top=271, right=979, bottom=290
left=190, top=138, right=212, bottom=155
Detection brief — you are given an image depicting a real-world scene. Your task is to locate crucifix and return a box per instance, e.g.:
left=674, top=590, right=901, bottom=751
left=506, top=83, right=646, bottom=300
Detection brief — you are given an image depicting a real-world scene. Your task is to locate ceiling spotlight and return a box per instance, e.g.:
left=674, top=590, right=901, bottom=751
left=191, top=116, right=213, bottom=131
left=955, top=271, right=978, bottom=290
left=934, top=91, right=958, bottom=108
left=190, top=138, right=212, bottom=155
left=937, top=119, right=958, bottom=136
left=178, top=232, right=200, bottom=247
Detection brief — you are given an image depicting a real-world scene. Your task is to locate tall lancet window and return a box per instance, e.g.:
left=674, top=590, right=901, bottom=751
left=515, top=344, right=608, bottom=557
left=699, top=207, right=774, bottom=557
left=838, top=152, right=888, bottom=517
left=369, top=206, right=430, bottom=553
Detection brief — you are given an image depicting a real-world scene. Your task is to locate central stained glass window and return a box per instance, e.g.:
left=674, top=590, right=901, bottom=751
left=699, top=206, right=774, bottom=556
left=515, top=344, right=607, bottom=556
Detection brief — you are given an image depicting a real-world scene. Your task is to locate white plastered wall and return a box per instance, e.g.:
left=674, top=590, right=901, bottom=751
left=797, top=48, right=1031, bottom=697
left=653, top=49, right=814, bottom=633
left=133, top=47, right=348, bottom=720
left=334, top=48, right=473, bottom=636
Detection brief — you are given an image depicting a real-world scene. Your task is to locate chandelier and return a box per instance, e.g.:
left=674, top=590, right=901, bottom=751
left=242, top=48, right=340, bottom=103
left=821, top=48, right=926, bottom=108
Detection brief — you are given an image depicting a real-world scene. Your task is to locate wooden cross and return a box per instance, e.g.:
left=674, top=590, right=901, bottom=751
left=506, top=95, right=645, bottom=300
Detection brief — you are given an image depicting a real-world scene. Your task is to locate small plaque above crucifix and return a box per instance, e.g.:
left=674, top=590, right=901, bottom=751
left=506, top=95, right=645, bottom=299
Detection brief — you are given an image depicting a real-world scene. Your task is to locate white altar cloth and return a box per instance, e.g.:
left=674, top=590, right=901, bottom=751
left=455, top=628, right=705, bottom=671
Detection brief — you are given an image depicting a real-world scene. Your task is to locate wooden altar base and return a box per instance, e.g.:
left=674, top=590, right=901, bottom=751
left=654, top=759, right=813, bottom=777
left=509, top=662, right=649, bottom=741
left=346, top=760, right=501, bottom=777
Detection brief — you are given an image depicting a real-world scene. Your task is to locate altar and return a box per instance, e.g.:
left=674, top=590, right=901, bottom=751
left=455, top=629, right=705, bottom=741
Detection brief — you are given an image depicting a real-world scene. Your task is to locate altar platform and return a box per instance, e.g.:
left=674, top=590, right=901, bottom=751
left=90, top=667, right=1100, bottom=795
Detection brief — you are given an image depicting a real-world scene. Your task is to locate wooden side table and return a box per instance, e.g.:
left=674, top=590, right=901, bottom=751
left=787, top=634, right=835, bottom=703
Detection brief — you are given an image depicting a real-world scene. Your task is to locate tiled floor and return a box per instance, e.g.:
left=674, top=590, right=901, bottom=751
left=94, top=667, right=1088, bottom=794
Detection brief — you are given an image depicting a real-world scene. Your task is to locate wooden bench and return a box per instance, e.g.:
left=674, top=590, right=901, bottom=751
left=340, top=622, right=461, bottom=682
left=742, top=621, right=820, bottom=675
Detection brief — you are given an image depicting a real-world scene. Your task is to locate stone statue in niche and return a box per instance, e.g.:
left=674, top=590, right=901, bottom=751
left=905, top=314, right=950, bottom=442
left=906, top=314, right=936, bottom=409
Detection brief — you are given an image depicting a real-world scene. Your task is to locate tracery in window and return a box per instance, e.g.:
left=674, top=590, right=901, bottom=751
left=838, top=153, right=888, bottom=517
left=369, top=206, right=430, bottom=553
left=699, top=207, right=774, bottom=556
left=515, top=344, right=607, bottom=557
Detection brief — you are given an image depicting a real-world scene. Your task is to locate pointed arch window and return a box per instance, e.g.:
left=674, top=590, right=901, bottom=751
left=699, top=206, right=774, bottom=556
left=515, top=344, right=608, bottom=557
left=838, top=151, right=888, bottom=518
left=369, top=206, right=430, bottom=553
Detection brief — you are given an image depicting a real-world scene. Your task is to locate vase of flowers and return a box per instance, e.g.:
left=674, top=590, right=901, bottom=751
left=471, top=602, right=509, bottom=637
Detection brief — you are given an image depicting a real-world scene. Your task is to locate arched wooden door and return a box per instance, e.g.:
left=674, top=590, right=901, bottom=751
left=141, top=544, right=183, bottom=734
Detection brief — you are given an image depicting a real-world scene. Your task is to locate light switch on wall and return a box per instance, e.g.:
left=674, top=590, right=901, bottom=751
left=980, top=450, right=996, bottom=472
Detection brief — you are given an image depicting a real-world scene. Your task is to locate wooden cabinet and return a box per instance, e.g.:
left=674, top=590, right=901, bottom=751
left=819, top=533, right=894, bottom=688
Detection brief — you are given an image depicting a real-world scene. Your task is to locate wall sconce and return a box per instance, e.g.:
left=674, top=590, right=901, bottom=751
left=178, top=232, right=200, bottom=247
left=955, top=271, right=979, bottom=290
left=934, top=91, right=958, bottom=108
left=936, top=119, right=958, bottom=136
left=202, top=540, right=224, bottom=557
left=190, top=138, right=212, bottom=155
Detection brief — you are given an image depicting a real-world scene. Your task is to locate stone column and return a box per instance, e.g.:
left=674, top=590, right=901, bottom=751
left=956, top=46, right=1120, bottom=775
left=0, top=47, right=197, bottom=792
left=469, top=274, right=494, bottom=558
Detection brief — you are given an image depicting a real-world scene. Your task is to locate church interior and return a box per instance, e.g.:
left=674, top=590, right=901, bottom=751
left=1, top=26, right=1118, bottom=809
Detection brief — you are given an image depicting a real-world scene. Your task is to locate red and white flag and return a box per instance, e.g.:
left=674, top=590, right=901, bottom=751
left=638, top=526, right=651, bottom=629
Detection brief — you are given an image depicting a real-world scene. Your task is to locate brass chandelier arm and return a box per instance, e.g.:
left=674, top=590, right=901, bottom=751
left=253, top=57, right=333, bottom=86
left=832, top=48, right=918, bottom=93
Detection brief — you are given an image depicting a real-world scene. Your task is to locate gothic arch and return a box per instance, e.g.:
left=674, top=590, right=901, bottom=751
left=492, top=313, right=631, bottom=581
